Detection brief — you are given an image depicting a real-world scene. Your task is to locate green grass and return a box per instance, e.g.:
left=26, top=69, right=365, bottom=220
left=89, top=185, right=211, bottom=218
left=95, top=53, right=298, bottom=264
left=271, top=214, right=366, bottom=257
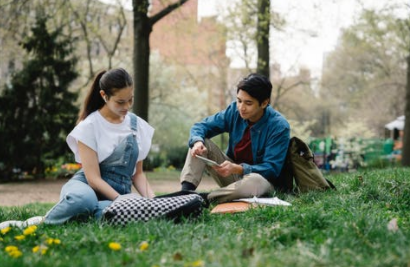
left=1, top=168, right=410, bottom=267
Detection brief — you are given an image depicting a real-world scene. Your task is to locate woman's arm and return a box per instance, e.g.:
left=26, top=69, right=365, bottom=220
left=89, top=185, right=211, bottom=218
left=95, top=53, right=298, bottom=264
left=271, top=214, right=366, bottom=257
left=78, top=141, right=120, bottom=200
left=132, top=161, right=155, bottom=198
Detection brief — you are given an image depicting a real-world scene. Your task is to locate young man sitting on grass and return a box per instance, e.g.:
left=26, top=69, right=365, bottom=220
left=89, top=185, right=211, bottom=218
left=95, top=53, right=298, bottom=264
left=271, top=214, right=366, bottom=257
left=180, top=73, right=291, bottom=203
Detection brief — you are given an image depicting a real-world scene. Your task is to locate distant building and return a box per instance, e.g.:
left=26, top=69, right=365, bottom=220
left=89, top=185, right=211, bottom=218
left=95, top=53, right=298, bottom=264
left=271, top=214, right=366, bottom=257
left=149, top=0, right=230, bottom=115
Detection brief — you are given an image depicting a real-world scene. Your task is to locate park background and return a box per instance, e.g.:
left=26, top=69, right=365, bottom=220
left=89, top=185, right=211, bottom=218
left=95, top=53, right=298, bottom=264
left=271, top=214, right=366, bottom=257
left=1, top=0, right=410, bottom=180
left=0, top=1, right=410, bottom=266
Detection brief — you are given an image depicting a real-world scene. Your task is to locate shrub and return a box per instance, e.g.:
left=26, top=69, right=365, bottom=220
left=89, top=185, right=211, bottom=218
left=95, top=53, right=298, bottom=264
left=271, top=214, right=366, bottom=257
left=165, top=146, right=188, bottom=170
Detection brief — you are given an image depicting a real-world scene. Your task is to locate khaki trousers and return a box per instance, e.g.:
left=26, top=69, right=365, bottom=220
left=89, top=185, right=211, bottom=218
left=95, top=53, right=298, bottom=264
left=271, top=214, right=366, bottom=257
left=180, top=139, right=274, bottom=203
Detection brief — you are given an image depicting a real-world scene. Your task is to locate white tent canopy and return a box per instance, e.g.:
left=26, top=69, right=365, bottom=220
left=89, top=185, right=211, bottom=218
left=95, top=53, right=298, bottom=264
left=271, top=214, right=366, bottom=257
left=385, top=115, right=405, bottom=130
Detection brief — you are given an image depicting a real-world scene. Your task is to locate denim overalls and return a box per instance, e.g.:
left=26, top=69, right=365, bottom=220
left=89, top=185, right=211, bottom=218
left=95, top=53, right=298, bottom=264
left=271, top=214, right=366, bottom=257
left=44, top=114, right=139, bottom=224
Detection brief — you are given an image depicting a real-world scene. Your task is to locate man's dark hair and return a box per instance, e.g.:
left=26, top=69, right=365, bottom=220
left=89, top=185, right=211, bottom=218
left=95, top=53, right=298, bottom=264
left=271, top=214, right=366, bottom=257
left=236, top=73, right=272, bottom=105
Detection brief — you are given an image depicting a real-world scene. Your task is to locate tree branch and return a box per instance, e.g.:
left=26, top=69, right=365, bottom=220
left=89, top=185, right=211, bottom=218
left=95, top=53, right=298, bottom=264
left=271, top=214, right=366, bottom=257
left=150, top=0, right=190, bottom=25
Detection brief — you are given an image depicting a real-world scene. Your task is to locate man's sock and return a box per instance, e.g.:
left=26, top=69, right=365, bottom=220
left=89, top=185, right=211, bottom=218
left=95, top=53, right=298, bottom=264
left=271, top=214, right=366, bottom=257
left=181, top=181, right=197, bottom=191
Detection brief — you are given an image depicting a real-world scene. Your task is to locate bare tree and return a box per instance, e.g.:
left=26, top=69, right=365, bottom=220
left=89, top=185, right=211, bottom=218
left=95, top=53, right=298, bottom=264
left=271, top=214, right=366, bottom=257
left=68, top=0, right=128, bottom=81
left=132, top=0, right=190, bottom=121
left=68, top=0, right=95, bottom=79
left=0, top=0, right=130, bottom=87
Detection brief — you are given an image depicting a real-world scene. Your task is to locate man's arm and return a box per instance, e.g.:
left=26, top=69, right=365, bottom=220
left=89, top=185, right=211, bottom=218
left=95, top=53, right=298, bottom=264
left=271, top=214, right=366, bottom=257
left=188, top=103, right=235, bottom=148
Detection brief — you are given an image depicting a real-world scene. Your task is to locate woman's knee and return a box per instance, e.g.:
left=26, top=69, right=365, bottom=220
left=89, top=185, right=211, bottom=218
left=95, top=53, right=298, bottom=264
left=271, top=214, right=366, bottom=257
left=61, top=181, right=98, bottom=210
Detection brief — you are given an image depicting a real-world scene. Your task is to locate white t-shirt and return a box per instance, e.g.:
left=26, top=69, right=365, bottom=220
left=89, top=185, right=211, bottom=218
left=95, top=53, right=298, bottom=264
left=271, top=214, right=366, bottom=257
left=66, top=111, right=154, bottom=164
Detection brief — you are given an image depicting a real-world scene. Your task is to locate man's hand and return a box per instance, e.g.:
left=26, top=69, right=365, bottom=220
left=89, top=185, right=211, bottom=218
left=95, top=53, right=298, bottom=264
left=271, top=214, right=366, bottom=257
left=213, top=161, right=243, bottom=177
left=191, top=141, right=207, bottom=156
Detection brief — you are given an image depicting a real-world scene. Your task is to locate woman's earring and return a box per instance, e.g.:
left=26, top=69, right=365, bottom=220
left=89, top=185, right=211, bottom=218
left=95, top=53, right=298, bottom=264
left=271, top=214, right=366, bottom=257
left=104, top=96, right=108, bottom=103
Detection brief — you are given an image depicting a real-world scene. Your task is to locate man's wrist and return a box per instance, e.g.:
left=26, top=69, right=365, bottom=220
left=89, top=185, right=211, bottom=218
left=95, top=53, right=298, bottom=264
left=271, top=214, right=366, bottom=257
left=235, top=164, right=244, bottom=175
left=189, top=137, right=204, bottom=148
left=194, top=141, right=204, bottom=147
left=240, top=163, right=251, bottom=175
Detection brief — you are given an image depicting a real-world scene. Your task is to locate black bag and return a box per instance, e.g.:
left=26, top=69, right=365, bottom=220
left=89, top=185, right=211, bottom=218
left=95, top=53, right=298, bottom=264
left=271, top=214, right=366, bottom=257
left=276, top=136, right=336, bottom=193
left=103, top=191, right=205, bottom=226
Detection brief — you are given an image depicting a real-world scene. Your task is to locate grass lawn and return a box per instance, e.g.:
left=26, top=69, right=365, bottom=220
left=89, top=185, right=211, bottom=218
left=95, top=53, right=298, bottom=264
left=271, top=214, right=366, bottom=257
left=0, top=167, right=409, bottom=267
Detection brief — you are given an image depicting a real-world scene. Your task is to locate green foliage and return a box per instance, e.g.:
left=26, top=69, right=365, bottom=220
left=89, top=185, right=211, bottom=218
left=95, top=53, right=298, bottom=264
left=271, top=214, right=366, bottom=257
left=0, top=16, right=78, bottom=180
left=1, top=168, right=410, bottom=266
left=321, top=7, right=408, bottom=134
left=223, top=0, right=285, bottom=72
left=143, top=152, right=163, bottom=172
left=288, top=119, right=317, bottom=142
left=144, top=146, right=188, bottom=171
left=165, top=146, right=188, bottom=169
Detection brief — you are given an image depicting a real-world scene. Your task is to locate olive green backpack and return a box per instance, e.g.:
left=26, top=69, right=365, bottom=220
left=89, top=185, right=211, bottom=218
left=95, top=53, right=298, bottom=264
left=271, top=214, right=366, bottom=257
left=277, top=136, right=336, bottom=193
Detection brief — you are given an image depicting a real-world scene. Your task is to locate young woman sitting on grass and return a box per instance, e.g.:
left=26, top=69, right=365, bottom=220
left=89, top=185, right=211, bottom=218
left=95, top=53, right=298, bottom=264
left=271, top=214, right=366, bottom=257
left=0, top=68, right=155, bottom=229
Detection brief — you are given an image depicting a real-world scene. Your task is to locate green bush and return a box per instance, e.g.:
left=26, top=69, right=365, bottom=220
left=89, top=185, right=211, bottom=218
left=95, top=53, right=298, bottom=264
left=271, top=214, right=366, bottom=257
left=143, top=153, right=164, bottom=171
left=164, top=146, right=188, bottom=170
left=143, top=146, right=188, bottom=171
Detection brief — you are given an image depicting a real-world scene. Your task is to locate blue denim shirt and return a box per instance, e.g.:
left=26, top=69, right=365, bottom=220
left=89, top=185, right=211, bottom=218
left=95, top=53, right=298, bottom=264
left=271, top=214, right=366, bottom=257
left=188, top=101, right=290, bottom=181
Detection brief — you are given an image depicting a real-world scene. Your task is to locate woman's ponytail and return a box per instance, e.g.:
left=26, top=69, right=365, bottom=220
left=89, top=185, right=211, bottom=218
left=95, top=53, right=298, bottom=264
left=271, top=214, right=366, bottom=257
left=77, top=71, right=107, bottom=124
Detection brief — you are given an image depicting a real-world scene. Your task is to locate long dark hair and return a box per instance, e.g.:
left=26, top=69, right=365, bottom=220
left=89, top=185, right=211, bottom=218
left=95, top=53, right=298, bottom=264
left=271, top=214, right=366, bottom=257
left=77, top=68, right=133, bottom=123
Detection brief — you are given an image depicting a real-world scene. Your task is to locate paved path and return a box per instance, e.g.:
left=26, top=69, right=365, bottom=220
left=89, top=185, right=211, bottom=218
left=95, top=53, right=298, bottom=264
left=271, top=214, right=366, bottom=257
left=0, top=176, right=219, bottom=207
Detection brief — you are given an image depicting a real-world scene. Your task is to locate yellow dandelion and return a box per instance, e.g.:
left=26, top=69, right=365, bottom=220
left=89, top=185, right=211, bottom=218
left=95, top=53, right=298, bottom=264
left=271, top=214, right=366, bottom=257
left=188, top=260, right=205, bottom=267
left=5, top=245, right=19, bottom=252
left=1, top=226, right=11, bottom=235
left=32, top=245, right=48, bottom=255
left=8, top=249, right=23, bottom=258
left=139, top=241, right=149, bottom=251
left=46, top=238, right=61, bottom=245
left=41, top=247, right=48, bottom=255
left=15, top=235, right=25, bottom=241
left=109, top=242, right=121, bottom=251
left=23, top=225, right=37, bottom=235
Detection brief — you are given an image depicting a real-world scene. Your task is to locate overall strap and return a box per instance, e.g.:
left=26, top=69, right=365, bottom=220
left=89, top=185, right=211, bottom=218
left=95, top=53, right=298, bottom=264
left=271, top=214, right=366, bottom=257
left=129, top=113, right=138, bottom=134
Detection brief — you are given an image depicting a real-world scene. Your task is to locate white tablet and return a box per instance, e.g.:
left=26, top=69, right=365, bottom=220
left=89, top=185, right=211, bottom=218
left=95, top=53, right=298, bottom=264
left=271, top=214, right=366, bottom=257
left=195, top=155, right=221, bottom=167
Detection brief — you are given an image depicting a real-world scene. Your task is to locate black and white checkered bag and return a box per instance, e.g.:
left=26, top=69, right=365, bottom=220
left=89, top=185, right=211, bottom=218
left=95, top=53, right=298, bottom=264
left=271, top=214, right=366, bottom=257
left=102, top=192, right=205, bottom=226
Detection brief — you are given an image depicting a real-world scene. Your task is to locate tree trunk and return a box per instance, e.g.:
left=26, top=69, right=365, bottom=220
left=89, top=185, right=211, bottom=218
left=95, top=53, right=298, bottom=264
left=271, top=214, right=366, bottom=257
left=133, top=0, right=152, bottom=121
left=401, top=54, right=410, bottom=166
left=256, top=0, right=270, bottom=78
left=132, top=0, right=190, bottom=122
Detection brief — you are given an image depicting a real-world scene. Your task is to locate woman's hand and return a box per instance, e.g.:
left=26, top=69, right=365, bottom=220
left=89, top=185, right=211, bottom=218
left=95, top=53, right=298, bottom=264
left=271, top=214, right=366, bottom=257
left=132, top=161, right=155, bottom=198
